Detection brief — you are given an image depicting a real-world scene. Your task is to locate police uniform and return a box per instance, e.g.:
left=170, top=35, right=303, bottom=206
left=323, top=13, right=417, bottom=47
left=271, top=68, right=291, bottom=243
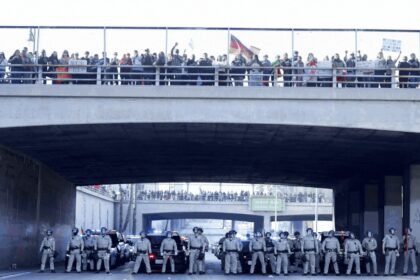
left=382, top=234, right=400, bottom=275
left=321, top=235, right=340, bottom=275
left=66, top=234, right=84, bottom=272
left=39, top=235, right=55, bottom=272
left=403, top=233, right=418, bottom=275
left=133, top=237, right=152, bottom=273
left=160, top=237, right=178, bottom=273
left=95, top=234, right=112, bottom=273
left=274, top=238, right=291, bottom=275
left=223, top=237, right=240, bottom=274
left=265, top=236, right=276, bottom=273
left=291, top=236, right=302, bottom=272
left=197, top=231, right=209, bottom=273
left=362, top=236, right=378, bottom=275
left=82, top=234, right=96, bottom=271
left=301, top=233, right=318, bottom=275
left=188, top=234, right=205, bottom=274
left=249, top=236, right=266, bottom=274
left=344, top=237, right=363, bottom=275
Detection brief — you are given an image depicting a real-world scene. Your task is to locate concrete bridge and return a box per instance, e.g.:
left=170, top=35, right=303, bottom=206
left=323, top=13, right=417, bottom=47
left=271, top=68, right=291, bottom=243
left=118, top=200, right=333, bottom=233
left=1, top=84, right=420, bottom=268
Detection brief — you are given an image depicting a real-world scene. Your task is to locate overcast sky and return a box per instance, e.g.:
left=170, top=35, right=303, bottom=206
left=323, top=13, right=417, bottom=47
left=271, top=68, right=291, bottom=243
left=1, top=0, right=419, bottom=59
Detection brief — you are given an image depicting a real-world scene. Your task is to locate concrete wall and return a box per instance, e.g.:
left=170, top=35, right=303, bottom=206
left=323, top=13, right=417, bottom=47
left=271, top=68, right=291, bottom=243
left=0, top=145, right=75, bottom=269
left=75, top=187, right=115, bottom=231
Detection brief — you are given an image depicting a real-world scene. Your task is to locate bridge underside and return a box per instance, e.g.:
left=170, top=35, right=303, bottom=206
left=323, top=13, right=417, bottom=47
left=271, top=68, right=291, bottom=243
left=1, top=122, right=420, bottom=187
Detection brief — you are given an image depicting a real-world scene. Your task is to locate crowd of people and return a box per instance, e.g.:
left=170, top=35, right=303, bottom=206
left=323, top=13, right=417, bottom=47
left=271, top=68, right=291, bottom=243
left=135, top=189, right=332, bottom=203
left=0, top=45, right=419, bottom=88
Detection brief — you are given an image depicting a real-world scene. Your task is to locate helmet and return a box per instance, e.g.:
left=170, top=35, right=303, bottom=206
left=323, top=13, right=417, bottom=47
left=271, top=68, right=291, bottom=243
left=328, top=230, right=335, bottom=236
left=255, top=231, right=262, bottom=237
left=46, top=229, right=53, bottom=236
left=389, top=227, right=396, bottom=234
left=166, top=231, right=173, bottom=238
left=279, top=231, right=285, bottom=238
left=100, top=227, right=108, bottom=235
left=72, top=227, right=79, bottom=235
left=283, top=231, right=289, bottom=237
left=265, top=232, right=272, bottom=237
left=193, top=227, right=199, bottom=233
left=306, top=228, right=313, bottom=234
left=85, top=229, right=92, bottom=235
left=294, top=231, right=300, bottom=236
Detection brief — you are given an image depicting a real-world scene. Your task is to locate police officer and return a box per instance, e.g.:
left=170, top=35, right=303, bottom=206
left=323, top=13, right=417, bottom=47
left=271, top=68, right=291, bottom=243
left=291, top=231, right=302, bottom=273
left=344, top=232, right=363, bottom=276
left=265, top=232, right=276, bottom=273
left=230, top=230, right=243, bottom=274
left=301, top=228, right=318, bottom=276
left=249, top=231, right=266, bottom=274
left=223, top=231, right=241, bottom=274
left=188, top=227, right=205, bottom=275
left=160, top=231, right=178, bottom=273
left=313, top=232, right=322, bottom=274
left=274, top=231, right=291, bottom=276
left=132, top=231, right=152, bottom=274
left=402, top=227, right=418, bottom=276
left=197, top=227, right=208, bottom=274
left=362, top=230, right=378, bottom=276
left=66, top=227, right=84, bottom=273
left=82, top=229, right=96, bottom=271
left=321, top=230, right=340, bottom=276
left=382, top=227, right=400, bottom=276
left=95, top=227, right=112, bottom=274
left=39, top=229, right=56, bottom=273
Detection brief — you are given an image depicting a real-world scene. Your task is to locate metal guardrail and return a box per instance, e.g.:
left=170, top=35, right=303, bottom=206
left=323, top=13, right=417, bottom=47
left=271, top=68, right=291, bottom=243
left=0, top=64, right=419, bottom=88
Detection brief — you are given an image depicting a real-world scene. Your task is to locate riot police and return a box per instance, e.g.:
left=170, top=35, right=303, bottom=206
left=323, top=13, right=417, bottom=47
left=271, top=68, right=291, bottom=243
left=344, top=232, right=363, bottom=276
left=223, top=231, right=241, bottom=274
left=264, top=232, right=276, bottom=273
left=66, top=227, right=84, bottom=273
left=382, top=227, right=400, bottom=276
left=274, top=231, right=291, bottom=276
left=291, top=231, right=302, bottom=273
left=82, top=229, right=96, bottom=271
left=188, top=227, right=206, bottom=275
left=132, top=231, right=152, bottom=274
left=160, top=231, right=178, bottom=273
left=402, top=227, right=418, bottom=276
left=39, top=229, right=56, bottom=273
left=301, top=228, right=318, bottom=276
left=197, top=227, right=208, bottom=274
left=321, top=230, right=340, bottom=276
left=362, top=230, right=378, bottom=276
left=95, top=227, right=112, bottom=274
left=249, top=231, right=266, bottom=274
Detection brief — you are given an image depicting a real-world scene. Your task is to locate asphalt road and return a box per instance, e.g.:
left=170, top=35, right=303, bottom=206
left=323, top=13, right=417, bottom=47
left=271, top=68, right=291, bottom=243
left=0, top=255, right=418, bottom=280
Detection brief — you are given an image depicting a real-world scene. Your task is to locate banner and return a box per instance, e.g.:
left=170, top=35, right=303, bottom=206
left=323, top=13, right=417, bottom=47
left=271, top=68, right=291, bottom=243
left=69, top=59, right=88, bottom=73
left=382, top=38, right=401, bottom=53
left=229, top=34, right=255, bottom=61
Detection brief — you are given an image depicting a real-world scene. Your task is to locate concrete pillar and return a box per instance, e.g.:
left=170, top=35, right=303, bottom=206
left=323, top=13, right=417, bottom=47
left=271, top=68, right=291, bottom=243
left=363, top=184, right=379, bottom=236
left=263, top=214, right=271, bottom=231
left=232, top=220, right=236, bottom=231
left=292, top=221, right=303, bottom=234
left=383, top=176, right=403, bottom=237
left=408, top=165, right=420, bottom=241
left=334, top=186, right=350, bottom=231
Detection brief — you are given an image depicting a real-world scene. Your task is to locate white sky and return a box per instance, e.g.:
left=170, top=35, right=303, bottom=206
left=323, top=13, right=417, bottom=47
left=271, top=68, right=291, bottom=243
left=1, top=0, right=419, bottom=59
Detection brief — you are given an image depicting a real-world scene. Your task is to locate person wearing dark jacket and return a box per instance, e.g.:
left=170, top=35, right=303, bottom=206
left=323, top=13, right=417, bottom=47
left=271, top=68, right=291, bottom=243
left=398, top=56, right=411, bottom=88
left=9, top=49, right=23, bottom=84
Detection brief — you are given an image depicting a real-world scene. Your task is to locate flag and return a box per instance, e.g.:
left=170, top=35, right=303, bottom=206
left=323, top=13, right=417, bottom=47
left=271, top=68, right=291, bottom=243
left=229, top=34, right=255, bottom=60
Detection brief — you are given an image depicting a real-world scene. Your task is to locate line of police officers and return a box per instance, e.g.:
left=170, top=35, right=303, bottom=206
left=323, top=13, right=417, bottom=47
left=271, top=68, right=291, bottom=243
left=39, top=225, right=418, bottom=276
left=222, top=227, right=418, bottom=276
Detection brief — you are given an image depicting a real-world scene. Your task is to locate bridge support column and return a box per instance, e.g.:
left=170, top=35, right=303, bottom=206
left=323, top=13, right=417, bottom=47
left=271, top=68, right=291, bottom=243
left=383, top=176, right=403, bottom=237
left=363, top=184, right=379, bottom=237
left=407, top=165, right=420, bottom=239
left=263, top=214, right=271, bottom=231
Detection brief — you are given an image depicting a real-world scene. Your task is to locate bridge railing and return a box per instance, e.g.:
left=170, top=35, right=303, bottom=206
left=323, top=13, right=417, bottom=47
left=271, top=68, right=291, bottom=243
left=1, top=63, right=419, bottom=88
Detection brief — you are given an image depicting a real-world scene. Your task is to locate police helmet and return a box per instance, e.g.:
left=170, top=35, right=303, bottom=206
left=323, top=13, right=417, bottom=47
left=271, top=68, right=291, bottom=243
left=72, top=227, right=79, bottom=234
left=46, top=229, right=53, bottom=236
left=294, top=231, right=300, bottom=236
left=85, top=229, right=92, bottom=235
left=166, top=231, right=173, bottom=238
left=255, top=231, right=262, bottom=237
left=265, top=232, right=272, bottom=237
left=193, top=227, right=199, bottom=233
left=225, top=232, right=230, bottom=238
left=328, top=230, right=335, bottom=236
left=279, top=231, right=286, bottom=238
left=306, top=228, right=313, bottom=233
left=389, top=227, right=396, bottom=234
left=100, top=227, right=108, bottom=234
left=283, top=231, right=289, bottom=237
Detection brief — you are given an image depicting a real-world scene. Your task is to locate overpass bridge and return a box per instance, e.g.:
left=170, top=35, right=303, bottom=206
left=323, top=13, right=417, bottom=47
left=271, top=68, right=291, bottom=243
left=1, top=26, right=420, bottom=269
left=119, top=199, right=333, bottom=232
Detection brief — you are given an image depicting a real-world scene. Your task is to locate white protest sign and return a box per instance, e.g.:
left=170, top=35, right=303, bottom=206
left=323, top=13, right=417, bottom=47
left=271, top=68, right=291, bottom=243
left=69, top=59, right=88, bottom=73
left=382, top=38, right=401, bottom=53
